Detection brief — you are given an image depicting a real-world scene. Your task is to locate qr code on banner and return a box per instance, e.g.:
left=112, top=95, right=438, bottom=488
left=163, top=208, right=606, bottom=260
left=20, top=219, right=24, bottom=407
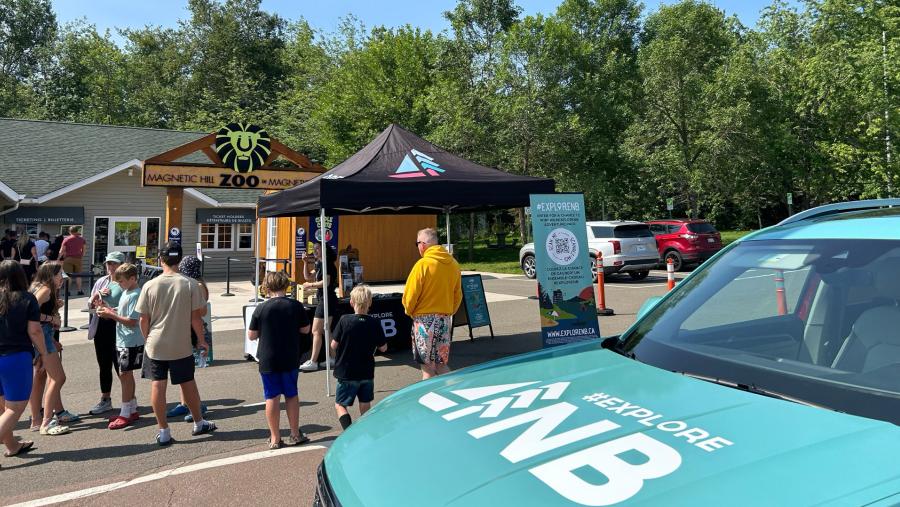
left=554, top=237, right=572, bottom=255
left=545, top=228, right=579, bottom=266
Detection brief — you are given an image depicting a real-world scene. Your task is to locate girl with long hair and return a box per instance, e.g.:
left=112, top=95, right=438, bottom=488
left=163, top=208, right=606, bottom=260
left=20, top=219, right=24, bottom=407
left=28, top=262, right=73, bottom=435
left=299, top=244, right=338, bottom=372
left=0, top=260, right=47, bottom=462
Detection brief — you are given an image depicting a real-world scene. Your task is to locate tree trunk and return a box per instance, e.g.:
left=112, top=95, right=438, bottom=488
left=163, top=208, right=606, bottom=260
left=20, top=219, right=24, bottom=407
left=518, top=208, right=527, bottom=245
left=468, top=212, right=475, bottom=262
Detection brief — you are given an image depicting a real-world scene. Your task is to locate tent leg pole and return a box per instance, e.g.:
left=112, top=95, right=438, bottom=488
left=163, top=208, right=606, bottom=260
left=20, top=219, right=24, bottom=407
left=321, top=208, right=332, bottom=397
left=254, top=217, right=259, bottom=304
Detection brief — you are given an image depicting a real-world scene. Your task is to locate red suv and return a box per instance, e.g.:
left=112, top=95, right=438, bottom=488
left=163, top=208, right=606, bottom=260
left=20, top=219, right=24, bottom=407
left=647, top=219, right=722, bottom=271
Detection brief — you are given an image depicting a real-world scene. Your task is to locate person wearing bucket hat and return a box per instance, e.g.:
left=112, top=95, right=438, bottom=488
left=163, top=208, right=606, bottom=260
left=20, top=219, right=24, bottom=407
left=86, top=251, right=127, bottom=416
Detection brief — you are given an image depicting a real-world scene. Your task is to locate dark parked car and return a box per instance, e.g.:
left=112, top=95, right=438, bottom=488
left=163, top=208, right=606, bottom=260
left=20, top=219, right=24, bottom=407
left=647, top=219, right=722, bottom=271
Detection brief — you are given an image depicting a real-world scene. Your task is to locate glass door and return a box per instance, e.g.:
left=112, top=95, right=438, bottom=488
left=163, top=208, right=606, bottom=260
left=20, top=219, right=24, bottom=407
left=95, top=217, right=160, bottom=265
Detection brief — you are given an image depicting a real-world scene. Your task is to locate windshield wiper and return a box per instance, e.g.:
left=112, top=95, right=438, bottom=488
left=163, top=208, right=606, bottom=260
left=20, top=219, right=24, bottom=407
left=679, top=371, right=832, bottom=410
left=601, top=336, right=635, bottom=359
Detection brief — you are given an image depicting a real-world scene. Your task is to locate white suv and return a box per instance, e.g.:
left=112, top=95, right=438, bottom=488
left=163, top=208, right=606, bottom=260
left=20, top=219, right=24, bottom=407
left=519, top=220, right=659, bottom=280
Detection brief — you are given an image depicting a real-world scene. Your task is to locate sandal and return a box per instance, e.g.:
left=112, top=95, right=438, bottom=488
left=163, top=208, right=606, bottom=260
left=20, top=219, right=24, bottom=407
left=286, top=433, right=310, bottom=446
left=40, top=421, right=70, bottom=435
left=268, top=439, right=283, bottom=450
left=4, top=440, right=34, bottom=457
left=56, top=410, right=81, bottom=423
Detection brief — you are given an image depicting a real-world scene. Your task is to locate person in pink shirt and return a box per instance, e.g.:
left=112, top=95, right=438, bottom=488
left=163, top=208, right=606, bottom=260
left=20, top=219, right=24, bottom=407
left=59, top=227, right=87, bottom=296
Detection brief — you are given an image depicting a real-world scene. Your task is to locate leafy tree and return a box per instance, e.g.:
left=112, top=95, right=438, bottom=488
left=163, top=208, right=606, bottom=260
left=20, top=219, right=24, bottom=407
left=176, top=0, right=289, bottom=130
left=623, top=0, right=745, bottom=219
left=308, top=25, right=442, bottom=164
left=119, top=26, right=190, bottom=128
left=37, top=22, right=127, bottom=124
left=0, top=0, right=56, bottom=116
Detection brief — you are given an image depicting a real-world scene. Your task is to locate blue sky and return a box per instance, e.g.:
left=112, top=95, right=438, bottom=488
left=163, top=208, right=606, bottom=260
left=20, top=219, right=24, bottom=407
left=52, top=0, right=788, bottom=42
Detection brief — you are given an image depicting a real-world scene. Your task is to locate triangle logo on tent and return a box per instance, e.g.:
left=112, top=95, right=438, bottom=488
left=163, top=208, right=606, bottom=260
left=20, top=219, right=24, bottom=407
left=390, top=149, right=445, bottom=178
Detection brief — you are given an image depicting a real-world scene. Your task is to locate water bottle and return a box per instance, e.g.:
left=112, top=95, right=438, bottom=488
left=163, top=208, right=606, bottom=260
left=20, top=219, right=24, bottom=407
left=198, top=349, right=208, bottom=368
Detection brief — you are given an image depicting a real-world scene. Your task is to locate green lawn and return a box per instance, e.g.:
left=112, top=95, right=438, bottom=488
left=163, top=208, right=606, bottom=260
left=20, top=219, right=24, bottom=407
left=719, top=230, right=753, bottom=246
left=455, top=243, right=522, bottom=275
left=455, top=230, right=755, bottom=275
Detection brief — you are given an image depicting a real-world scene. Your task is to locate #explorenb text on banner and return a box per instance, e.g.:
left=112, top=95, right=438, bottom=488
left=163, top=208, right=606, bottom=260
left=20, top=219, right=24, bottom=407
left=530, top=193, right=600, bottom=347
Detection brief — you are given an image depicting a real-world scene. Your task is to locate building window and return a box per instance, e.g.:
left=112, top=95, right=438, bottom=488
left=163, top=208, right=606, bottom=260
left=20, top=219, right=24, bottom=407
left=199, top=223, right=251, bottom=251
left=237, top=223, right=254, bottom=250
left=217, top=224, right=232, bottom=249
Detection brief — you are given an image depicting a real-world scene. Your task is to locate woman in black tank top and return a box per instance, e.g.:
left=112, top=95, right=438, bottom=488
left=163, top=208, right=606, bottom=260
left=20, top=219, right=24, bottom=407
left=28, top=262, right=72, bottom=434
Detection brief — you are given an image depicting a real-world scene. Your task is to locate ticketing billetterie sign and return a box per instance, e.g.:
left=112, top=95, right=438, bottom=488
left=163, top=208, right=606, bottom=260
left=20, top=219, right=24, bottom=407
left=530, top=193, right=599, bottom=347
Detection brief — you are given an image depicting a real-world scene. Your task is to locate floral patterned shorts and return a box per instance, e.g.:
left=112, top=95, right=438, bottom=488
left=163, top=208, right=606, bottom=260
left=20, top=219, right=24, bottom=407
left=412, top=314, right=452, bottom=365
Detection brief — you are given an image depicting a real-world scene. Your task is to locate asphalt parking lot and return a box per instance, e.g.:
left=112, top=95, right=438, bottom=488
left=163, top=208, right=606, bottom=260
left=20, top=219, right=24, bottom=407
left=1, top=271, right=678, bottom=507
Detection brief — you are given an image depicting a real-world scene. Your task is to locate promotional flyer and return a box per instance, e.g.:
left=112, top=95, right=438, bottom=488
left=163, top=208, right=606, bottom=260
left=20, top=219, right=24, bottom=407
left=308, top=215, right=339, bottom=252
left=530, top=193, right=600, bottom=347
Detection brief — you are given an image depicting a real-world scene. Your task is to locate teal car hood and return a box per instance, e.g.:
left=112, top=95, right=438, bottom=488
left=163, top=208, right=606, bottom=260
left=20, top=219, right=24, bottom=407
left=324, top=347, right=900, bottom=507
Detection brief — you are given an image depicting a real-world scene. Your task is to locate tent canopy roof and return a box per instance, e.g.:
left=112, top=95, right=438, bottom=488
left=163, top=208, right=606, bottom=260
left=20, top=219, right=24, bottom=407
left=257, top=124, right=555, bottom=217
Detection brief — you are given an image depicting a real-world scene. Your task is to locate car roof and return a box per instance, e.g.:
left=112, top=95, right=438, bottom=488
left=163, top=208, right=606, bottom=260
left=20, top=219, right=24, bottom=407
left=746, top=205, right=900, bottom=242
left=586, top=220, right=647, bottom=226
left=647, top=219, right=709, bottom=224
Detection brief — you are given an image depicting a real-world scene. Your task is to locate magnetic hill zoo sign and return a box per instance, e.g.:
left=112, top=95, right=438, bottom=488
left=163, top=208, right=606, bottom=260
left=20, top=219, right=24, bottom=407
left=143, top=122, right=320, bottom=190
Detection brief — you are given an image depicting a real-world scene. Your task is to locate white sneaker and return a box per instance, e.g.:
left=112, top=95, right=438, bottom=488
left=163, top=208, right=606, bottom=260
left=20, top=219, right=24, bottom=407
left=89, top=398, right=113, bottom=415
left=299, top=360, right=319, bottom=372
left=319, top=358, right=335, bottom=369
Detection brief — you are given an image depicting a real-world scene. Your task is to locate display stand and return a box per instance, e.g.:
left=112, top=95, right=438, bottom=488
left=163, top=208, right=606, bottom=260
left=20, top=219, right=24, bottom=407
left=451, top=274, right=494, bottom=340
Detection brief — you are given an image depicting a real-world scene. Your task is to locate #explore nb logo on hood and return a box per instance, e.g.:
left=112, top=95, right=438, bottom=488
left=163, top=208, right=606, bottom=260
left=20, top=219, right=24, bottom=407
left=419, top=381, right=733, bottom=506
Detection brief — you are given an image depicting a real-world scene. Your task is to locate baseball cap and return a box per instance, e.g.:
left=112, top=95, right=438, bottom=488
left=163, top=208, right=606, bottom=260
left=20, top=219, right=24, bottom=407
left=160, top=240, right=183, bottom=260
left=104, top=251, right=126, bottom=264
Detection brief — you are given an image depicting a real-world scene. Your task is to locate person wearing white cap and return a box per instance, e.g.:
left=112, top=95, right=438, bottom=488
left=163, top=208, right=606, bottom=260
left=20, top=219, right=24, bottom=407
left=86, top=251, right=126, bottom=416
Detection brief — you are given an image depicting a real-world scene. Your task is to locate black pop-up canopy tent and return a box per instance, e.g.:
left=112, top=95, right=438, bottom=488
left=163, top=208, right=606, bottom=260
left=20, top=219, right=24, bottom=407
left=256, top=124, right=555, bottom=395
left=257, top=123, right=555, bottom=216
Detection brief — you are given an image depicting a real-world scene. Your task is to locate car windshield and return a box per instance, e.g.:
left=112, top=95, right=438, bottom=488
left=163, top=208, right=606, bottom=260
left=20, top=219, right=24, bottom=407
left=687, top=222, right=717, bottom=234
left=612, top=224, right=653, bottom=238
left=622, top=239, right=900, bottom=424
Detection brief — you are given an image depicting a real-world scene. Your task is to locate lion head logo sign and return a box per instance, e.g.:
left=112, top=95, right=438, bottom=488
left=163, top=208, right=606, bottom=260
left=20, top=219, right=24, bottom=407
left=215, top=123, right=272, bottom=173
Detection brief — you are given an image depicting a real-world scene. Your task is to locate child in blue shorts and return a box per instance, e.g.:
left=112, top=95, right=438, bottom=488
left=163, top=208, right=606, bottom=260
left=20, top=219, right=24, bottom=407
left=249, top=271, right=311, bottom=449
left=330, top=285, right=387, bottom=430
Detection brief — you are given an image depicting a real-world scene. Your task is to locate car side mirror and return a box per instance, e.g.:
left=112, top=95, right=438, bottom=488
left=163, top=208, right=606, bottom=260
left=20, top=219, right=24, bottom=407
left=636, top=296, right=663, bottom=321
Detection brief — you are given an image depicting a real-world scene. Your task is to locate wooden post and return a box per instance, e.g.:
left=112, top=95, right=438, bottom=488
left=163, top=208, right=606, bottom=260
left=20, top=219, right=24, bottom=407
left=165, top=187, right=183, bottom=243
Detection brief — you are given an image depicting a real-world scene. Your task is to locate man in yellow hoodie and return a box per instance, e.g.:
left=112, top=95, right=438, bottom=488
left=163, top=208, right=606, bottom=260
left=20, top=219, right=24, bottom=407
left=402, top=228, right=462, bottom=380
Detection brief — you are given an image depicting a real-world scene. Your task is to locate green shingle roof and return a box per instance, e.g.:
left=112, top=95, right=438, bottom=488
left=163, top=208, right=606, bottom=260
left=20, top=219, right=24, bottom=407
left=0, top=119, right=261, bottom=205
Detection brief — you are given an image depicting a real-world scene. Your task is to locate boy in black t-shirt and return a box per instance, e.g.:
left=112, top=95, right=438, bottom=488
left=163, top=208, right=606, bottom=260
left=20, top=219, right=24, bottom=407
left=248, top=271, right=312, bottom=448
left=331, top=284, right=387, bottom=430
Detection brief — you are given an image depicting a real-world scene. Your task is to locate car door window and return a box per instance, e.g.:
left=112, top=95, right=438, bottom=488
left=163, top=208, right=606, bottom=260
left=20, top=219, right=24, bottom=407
left=667, top=225, right=682, bottom=234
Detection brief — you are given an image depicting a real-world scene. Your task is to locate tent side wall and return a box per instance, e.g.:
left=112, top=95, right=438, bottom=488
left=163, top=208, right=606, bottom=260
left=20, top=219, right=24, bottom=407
left=337, top=215, right=436, bottom=283
left=260, top=214, right=437, bottom=284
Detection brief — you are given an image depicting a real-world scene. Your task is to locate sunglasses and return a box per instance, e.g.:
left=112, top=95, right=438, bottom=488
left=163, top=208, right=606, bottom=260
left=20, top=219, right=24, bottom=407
left=415, top=241, right=426, bottom=247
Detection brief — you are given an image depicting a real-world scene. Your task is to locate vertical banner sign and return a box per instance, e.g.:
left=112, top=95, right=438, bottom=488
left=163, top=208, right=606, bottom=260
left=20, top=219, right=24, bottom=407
left=309, top=215, right=339, bottom=252
left=294, top=226, right=307, bottom=259
left=168, top=226, right=182, bottom=246
left=530, top=194, right=600, bottom=347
